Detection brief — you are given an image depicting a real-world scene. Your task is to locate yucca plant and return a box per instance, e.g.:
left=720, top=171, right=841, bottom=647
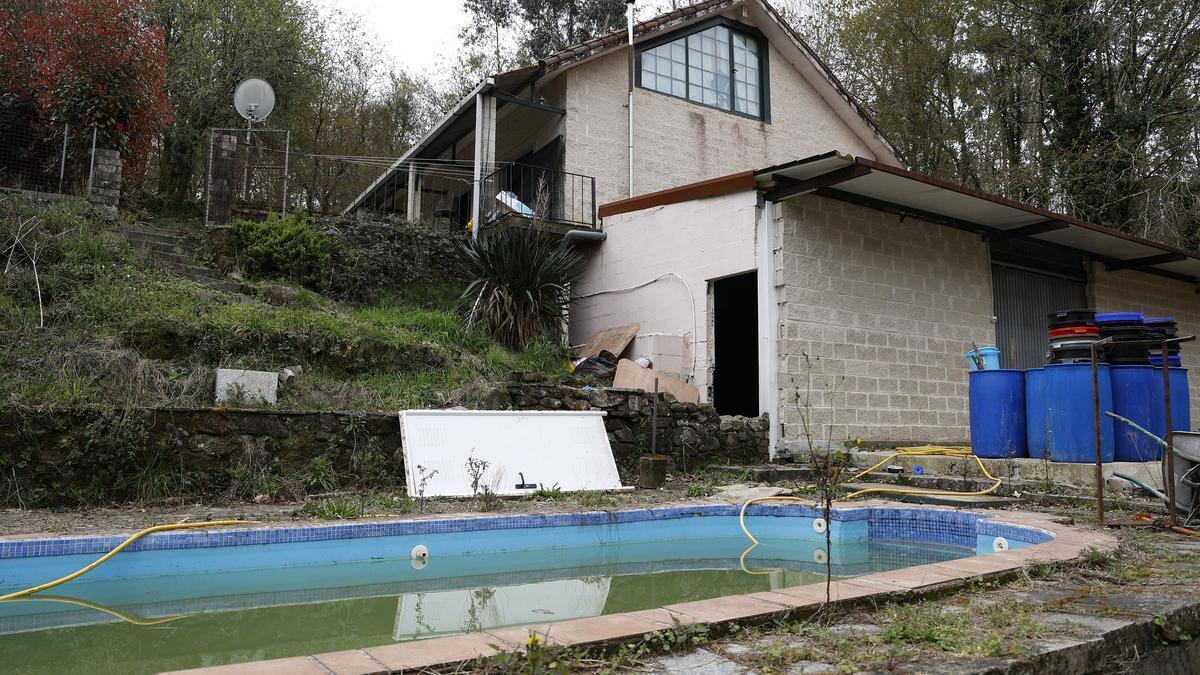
left=461, top=224, right=583, bottom=349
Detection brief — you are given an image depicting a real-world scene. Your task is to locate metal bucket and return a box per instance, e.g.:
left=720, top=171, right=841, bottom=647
left=1169, top=432, right=1200, bottom=513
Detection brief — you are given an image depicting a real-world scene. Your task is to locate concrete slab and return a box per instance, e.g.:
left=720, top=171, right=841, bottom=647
left=215, top=368, right=278, bottom=405
left=644, top=648, right=752, bottom=674
left=712, top=484, right=791, bottom=501
left=850, top=450, right=1160, bottom=488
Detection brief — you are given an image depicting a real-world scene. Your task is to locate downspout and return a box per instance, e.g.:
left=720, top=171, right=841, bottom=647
left=626, top=0, right=636, bottom=197
left=756, top=193, right=781, bottom=459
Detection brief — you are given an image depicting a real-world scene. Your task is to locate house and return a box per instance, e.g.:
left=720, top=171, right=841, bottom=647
left=350, top=0, right=1200, bottom=456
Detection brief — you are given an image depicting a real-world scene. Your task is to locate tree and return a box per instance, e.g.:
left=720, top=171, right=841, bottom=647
left=461, top=0, right=629, bottom=62
left=290, top=10, right=436, bottom=213
left=151, top=0, right=318, bottom=208
left=797, top=0, right=1200, bottom=249
left=0, top=0, right=171, bottom=174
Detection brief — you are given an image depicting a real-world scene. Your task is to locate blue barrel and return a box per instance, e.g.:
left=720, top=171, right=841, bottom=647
left=1168, top=368, right=1191, bottom=432
left=1026, top=368, right=1048, bottom=459
left=1044, top=363, right=1114, bottom=463
left=1110, top=365, right=1164, bottom=462
left=969, top=369, right=1027, bottom=458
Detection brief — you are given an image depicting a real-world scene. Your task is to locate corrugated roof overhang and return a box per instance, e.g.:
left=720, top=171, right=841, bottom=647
left=755, top=151, right=1200, bottom=285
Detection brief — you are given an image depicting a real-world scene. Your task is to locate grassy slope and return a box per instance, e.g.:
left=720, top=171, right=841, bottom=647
left=0, top=199, right=564, bottom=412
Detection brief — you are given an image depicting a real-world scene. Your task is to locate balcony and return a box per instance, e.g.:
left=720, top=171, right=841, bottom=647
left=480, top=163, right=597, bottom=232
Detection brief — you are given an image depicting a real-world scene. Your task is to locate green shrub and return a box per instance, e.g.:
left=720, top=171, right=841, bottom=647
left=232, top=212, right=335, bottom=289
left=461, top=226, right=582, bottom=349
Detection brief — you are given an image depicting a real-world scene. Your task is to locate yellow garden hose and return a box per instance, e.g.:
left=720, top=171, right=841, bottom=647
left=3, top=595, right=184, bottom=626
left=738, top=496, right=821, bottom=574
left=735, top=447, right=1003, bottom=572
left=0, top=520, right=252, bottom=602
left=844, top=445, right=1002, bottom=499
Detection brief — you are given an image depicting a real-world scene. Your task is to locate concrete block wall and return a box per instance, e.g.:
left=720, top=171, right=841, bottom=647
left=774, top=195, right=995, bottom=445
left=563, top=37, right=876, bottom=206
left=1092, top=266, right=1200, bottom=426
left=570, top=190, right=760, bottom=399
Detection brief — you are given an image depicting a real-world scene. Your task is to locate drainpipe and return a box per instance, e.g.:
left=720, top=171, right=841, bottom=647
left=626, top=0, right=636, bottom=197
left=756, top=194, right=781, bottom=459
left=563, top=230, right=607, bottom=245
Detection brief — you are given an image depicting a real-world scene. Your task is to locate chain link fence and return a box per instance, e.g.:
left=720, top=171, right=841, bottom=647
left=0, top=111, right=97, bottom=197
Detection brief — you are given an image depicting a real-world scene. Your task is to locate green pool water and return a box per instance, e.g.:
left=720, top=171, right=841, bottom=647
left=0, top=528, right=975, bottom=673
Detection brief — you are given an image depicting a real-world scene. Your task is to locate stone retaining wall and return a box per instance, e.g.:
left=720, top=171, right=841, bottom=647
left=484, top=374, right=770, bottom=473
left=0, top=377, right=767, bottom=506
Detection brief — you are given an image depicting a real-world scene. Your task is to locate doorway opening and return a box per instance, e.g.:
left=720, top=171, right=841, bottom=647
left=711, top=271, right=759, bottom=417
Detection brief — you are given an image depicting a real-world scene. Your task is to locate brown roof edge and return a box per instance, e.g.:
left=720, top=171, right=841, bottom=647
left=598, top=171, right=757, bottom=219
left=853, top=157, right=1200, bottom=262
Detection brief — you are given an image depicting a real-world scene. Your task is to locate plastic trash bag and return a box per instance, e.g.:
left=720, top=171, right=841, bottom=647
left=573, top=350, right=618, bottom=380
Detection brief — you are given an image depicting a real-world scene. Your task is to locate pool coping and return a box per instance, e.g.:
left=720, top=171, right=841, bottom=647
left=141, top=500, right=1114, bottom=675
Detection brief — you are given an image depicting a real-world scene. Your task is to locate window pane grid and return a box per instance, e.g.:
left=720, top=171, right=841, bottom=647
left=640, top=23, right=764, bottom=119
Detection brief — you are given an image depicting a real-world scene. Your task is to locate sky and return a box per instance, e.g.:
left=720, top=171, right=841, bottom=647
left=324, top=0, right=469, bottom=76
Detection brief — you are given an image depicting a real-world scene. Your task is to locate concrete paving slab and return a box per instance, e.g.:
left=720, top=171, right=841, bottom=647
left=712, top=484, right=791, bottom=501
left=644, top=648, right=752, bottom=674
left=216, top=368, right=278, bottom=404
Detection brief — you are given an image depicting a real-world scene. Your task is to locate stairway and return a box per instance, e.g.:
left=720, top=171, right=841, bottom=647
left=117, top=225, right=242, bottom=294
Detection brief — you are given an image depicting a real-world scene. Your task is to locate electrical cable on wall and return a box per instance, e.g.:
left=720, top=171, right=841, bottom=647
left=572, top=272, right=698, bottom=379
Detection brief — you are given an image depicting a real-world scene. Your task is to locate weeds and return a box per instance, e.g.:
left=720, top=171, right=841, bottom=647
left=302, top=456, right=338, bottom=492
left=577, top=491, right=617, bottom=507
left=532, top=483, right=565, bottom=500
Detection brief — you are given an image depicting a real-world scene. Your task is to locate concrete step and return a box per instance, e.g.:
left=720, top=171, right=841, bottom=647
left=139, top=250, right=194, bottom=266
left=194, top=277, right=243, bottom=294
left=122, top=231, right=195, bottom=249
left=160, top=261, right=223, bottom=280
left=126, top=236, right=190, bottom=253
left=120, top=223, right=196, bottom=240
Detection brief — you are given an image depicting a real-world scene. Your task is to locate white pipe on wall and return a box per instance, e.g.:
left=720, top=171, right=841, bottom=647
left=757, top=196, right=781, bottom=458
left=626, top=0, right=636, bottom=197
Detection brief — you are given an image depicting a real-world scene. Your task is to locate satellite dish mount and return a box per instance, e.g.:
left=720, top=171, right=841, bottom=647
left=233, top=78, right=276, bottom=131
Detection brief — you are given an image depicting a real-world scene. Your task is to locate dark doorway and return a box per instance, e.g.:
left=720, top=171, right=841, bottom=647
left=712, top=272, right=759, bottom=417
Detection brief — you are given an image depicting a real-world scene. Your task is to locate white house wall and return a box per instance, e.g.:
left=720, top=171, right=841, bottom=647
left=570, top=190, right=760, bottom=400
left=562, top=38, right=877, bottom=205
left=774, top=195, right=996, bottom=446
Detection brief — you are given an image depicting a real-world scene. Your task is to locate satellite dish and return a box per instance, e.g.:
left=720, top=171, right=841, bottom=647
left=233, top=78, right=276, bottom=123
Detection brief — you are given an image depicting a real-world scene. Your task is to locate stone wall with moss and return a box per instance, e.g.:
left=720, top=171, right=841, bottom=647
left=0, top=377, right=767, bottom=506
left=483, top=373, right=770, bottom=474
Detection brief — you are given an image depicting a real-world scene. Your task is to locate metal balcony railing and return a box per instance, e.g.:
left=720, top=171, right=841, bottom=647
left=481, top=163, right=597, bottom=228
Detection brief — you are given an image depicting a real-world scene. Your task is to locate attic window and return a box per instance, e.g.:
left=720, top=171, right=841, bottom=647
left=637, top=19, right=769, bottom=121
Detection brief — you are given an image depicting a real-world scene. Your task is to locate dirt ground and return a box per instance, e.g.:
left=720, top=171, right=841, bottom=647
left=0, top=472, right=742, bottom=537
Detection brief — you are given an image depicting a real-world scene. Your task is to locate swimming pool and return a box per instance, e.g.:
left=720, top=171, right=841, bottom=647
left=0, top=504, right=1054, bottom=674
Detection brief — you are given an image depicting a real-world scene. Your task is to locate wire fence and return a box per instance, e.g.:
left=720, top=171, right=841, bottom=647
left=0, top=111, right=96, bottom=198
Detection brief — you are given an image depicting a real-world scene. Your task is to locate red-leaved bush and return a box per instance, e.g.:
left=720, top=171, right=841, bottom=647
left=0, top=0, right=171, bottom=173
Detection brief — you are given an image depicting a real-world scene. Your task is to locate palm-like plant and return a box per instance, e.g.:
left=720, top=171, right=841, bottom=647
left=461, top=224, right=583, bottom=349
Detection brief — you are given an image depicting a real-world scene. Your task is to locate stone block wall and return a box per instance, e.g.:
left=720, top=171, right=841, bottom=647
left=1092, top=265, right=1200, bottom=424
left=88, top=148, right=121, bottom=207
left=485, top=374, right=769, bottom=475
left=774, top=195, right=995, bottom=446
left=206, top=133, right=238, bottom=226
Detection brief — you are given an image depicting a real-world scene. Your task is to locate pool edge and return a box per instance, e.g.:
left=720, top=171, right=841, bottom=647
left=151, top=502, right=1114, bottom=675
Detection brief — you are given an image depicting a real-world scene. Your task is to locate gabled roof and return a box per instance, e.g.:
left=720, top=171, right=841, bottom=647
left=516, top=0, right=903, bottom=166
left=345, top=0, right=902, bottom=214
